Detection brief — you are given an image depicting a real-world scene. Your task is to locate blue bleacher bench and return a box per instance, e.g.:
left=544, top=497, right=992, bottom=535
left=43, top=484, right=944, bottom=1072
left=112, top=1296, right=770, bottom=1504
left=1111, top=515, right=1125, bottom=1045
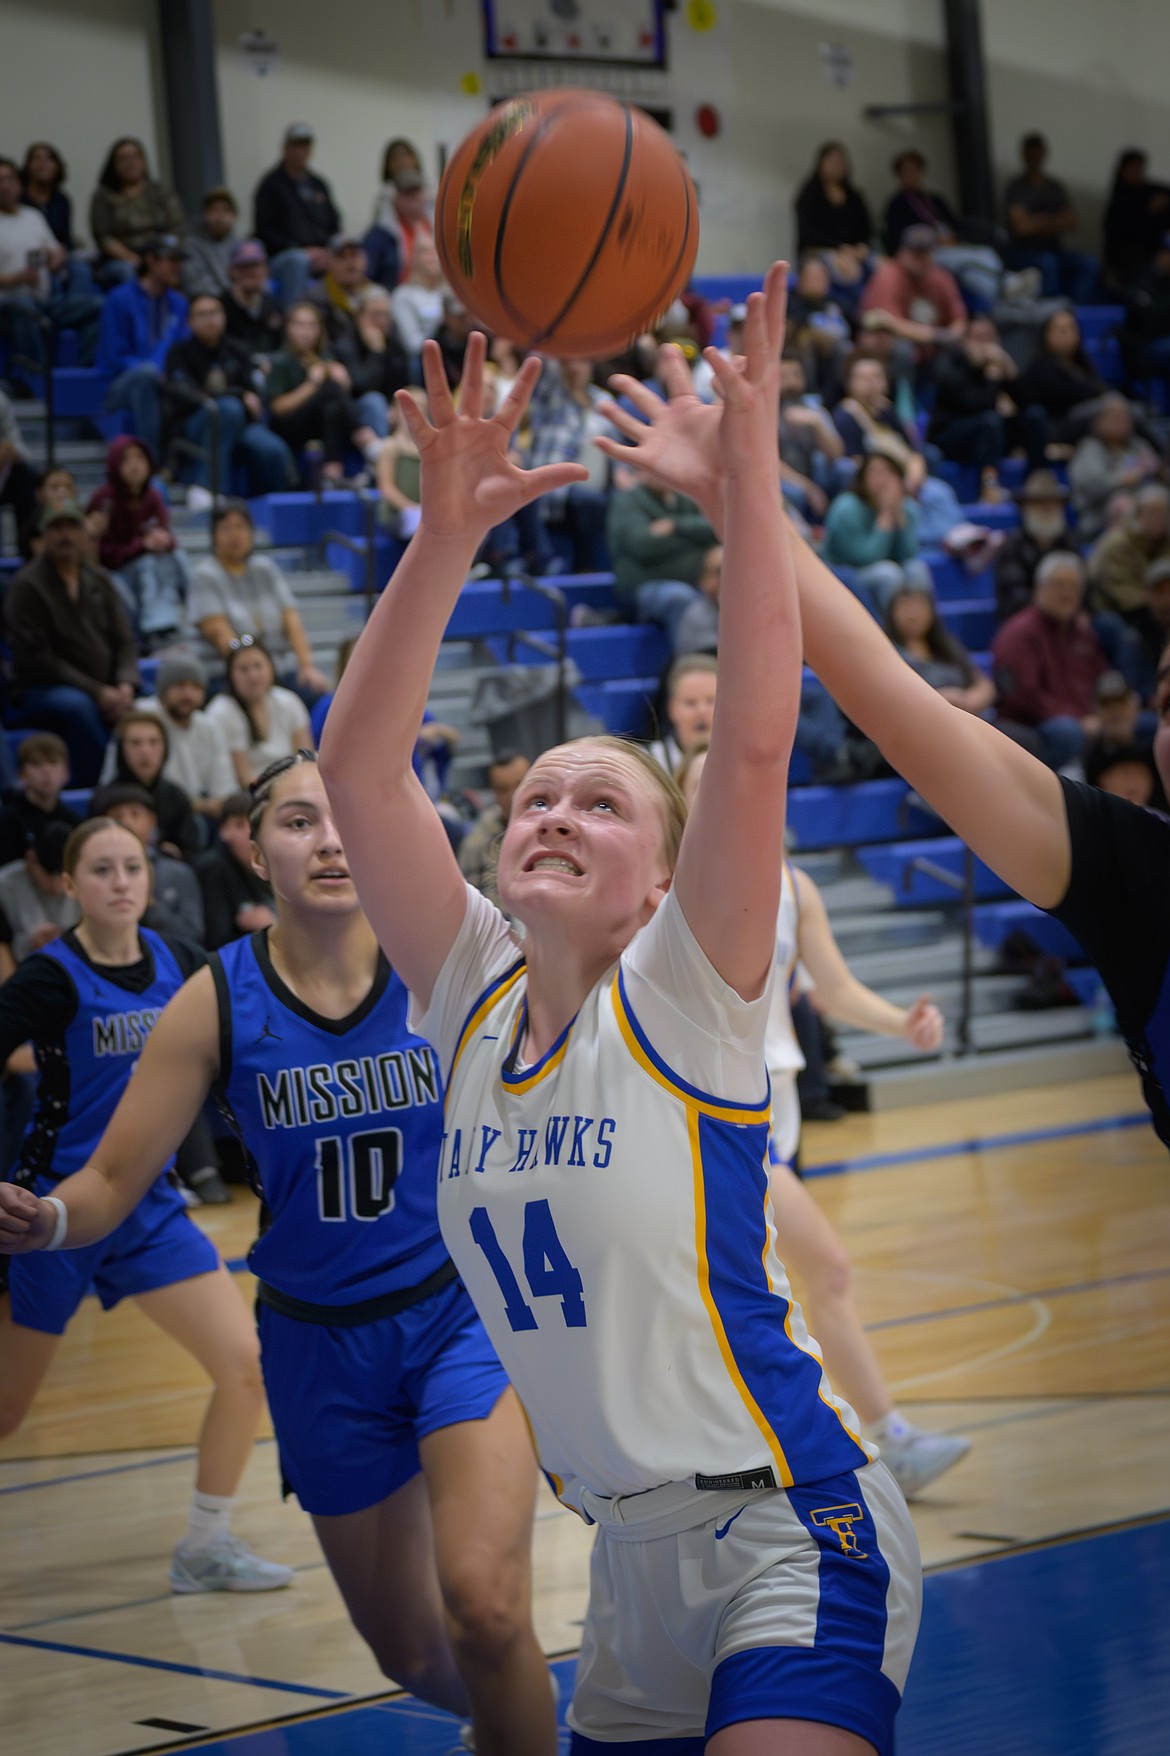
left=785, top=779, right=942, bottom=851
left=856, top=836, right=1011, bottom=906
left=971, top=899, right=1086, bottom=963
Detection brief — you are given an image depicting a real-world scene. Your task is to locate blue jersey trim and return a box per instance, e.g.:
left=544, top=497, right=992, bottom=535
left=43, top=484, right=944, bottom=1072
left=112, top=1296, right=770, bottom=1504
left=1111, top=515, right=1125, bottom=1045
left=788, top=1467, right=894, bottom=1674
left=708, top=1646, right=900, bottom=1754
left=450, top=956, right=527, bottom=1078
left=615, top=967, right=771, bottom=1117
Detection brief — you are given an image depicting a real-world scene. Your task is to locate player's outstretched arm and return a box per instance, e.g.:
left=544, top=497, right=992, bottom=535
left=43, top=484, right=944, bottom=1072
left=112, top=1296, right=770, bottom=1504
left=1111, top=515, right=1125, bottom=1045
left=597, top=315, right=1071, bottom=912
left=0, top=970, right=220, bottom=1253
left=319, top=334, right=588, bottom=1008
left=672, top=265, right=801, bottom=1000
left=792, top=866, right=944, bottom=1049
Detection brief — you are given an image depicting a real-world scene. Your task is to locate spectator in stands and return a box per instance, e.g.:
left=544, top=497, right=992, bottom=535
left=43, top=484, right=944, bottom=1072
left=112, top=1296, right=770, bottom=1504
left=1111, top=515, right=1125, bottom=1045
left=86, top=436, right=189, bottom=648
left=778, top=351, right=843, bottom=521
left=1069, top=394, right=1164, bottom=544
left=994, top=469, right=1075, bottom=623
left=88, top=782, right=205, bottom=943
left=524, top=357, right=612, bottom=571
left=222, top=239, right=285, bottom=359
left=647, top=654, right=717, bottom=776
left=188, top=502, right=329, bottom=696
left=0, top=388, right=37, bottom=556
left=107, top=710, right=201, bottom=861
left=374, top=393, right=422, bottom=540
left=0, top=156, right=101, bottom=372
left=672, top=545, right=722, bottom=658
left=1132, top=557, right=1170, bottom=686
left=1083, top=737, right=1163, bottom=811
left=832, top=353, right=926, bottom=488
left=19, top=143, right=75, bottom=252
left=333, top=285, right=410, bottom=438
left=252, top=124, right=340, bottom=308
left=1122, top=232, right=1170, bottom=392
left=307, top=635, right=356, bottom=744
left=857, top=224, right=967, bottom=378
left=0, top=821, right=79, bottom=960
left=786, top=254, right=852, bottom=401
left=1015, top=309, right=1107, bottom=467
left=181, top=188, right=240, bottom=299
left=194, top=789, right=275, bottom=948
left=0, top=734, right=78, bottom=868
left=206, top=637, right=312, bottom=786
left=369, top=140, right=433, bottom=289
left=793, top=143, right=872, bottom=295
left=458, top=750, right=531, bottom=911
left=883, top=148, right=1004, bottom=311
left=315, top=233, right=375, bottom=344
left=102, top=654, right=234, bottom=824
left=434, top=293, right=474, bottom=388
left=992, top=550, right=1109, bottom=767
left=263, top=301, right=379, bottom=482
left=820, top=451, right=933, bottom=615
left=95, top=235, right=187, bottom=459
left=883, top=578, right=995, bottom=716
left=928, top=314, right=1017, bottom=493
left=390, top=235, right=447, bottom=363
left=164, top=292, right=295, bottom=497
left=606, top=476, right=719, bottom=654
left=25, top=464, right=102, bottom=562
left=6, top=501, right=138, bottom=784
left=89, top=137, right=185, bottom=287
left=1003, top=132, right=1097, bottom=304
left=1089, top=482, right=1170, bottom=624
left=1102, top=150, right=1170, bottom=288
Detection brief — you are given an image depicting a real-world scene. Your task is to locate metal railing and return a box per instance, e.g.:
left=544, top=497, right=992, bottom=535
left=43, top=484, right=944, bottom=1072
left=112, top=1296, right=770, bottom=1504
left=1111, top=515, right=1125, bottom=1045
left=322, top=487, right=381, bottom=622
left=499, top=570, right=570, bottom=748
left=9, top=314, right=56, bottom=471
left=900, top=842, right=977, bottom=1057
left=161, top=387, right=222, bottom=503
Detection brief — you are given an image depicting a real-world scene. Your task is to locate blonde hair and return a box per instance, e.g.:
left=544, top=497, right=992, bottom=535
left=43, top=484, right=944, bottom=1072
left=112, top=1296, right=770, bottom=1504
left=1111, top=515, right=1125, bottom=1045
left=665, top=653, right=718, bottom=698
left=673, top=740, right=710, bottom=803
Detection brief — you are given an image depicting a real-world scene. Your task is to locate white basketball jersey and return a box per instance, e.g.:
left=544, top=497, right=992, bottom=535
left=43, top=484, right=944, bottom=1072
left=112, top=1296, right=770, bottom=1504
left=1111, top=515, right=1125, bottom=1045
left=416, top=885, right=872, bottom=1518
left=764, top=862, right=805, bottom=1081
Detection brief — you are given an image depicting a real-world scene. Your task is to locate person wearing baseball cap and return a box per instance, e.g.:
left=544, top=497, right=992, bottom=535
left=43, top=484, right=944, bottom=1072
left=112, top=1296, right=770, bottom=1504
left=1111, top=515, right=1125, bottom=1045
left=223, top=238, right=284, bottom=358
left=858, top=221, right=969, bottom=371
left=183, top=188, right=241, bottom=300
left=94, top=225, right=188, bottom=459
left=994, top=468, right=1075, bottom=624
left=252, top=124, right=340, bottom=307
left=0, top=818, right=80, bottom=961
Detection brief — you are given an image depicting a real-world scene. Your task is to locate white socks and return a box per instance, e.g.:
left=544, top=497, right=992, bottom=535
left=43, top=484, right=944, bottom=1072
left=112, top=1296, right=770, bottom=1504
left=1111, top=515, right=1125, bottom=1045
left=870, top=1409, right=915, bottom=1444
left=184, top=1490, right=234, bottom=1550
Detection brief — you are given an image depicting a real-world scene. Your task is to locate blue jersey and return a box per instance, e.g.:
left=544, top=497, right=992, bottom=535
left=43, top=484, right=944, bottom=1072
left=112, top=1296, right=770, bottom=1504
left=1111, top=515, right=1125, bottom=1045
left=23, top=928, right=187, bottom=1184
left=211, top=932, right=448, bottom=1308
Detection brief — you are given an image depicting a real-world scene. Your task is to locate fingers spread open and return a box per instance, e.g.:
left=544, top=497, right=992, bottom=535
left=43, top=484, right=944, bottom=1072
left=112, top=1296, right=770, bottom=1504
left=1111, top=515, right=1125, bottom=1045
left=496, top=354, right=544, bottom=438
left=459, top=329, right=488, bottom=422
left=659, top=344, right=698, bottom=401
left=514, top=461, right=591, bottom=508
left=421, top=339, right=456, bottom=425
left=604, top=373, right=663, bottom=421
left=394, top=387, right=431, bottom=447
left=595, top=396, right=652, bottom=442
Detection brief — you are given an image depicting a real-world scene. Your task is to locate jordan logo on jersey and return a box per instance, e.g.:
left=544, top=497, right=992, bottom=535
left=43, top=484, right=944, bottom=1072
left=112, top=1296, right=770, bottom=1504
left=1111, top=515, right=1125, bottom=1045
left=92, top=1008, right=164, bottom=1057
left=810, top=1503, right=868, bottom=1558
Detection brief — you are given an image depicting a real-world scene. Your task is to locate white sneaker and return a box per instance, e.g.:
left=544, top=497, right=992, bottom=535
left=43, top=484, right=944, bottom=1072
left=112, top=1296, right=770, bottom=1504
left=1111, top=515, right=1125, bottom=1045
left=185, top=485, right=214, bottom=513
left=170, top=1534, right=294, bottom=1593
left=879, top=1426, right=971, bottom=1498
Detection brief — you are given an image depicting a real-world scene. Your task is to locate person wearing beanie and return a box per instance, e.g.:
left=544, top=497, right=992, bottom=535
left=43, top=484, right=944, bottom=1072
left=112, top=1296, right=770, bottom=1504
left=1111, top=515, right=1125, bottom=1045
left=99, top=653, right=235, bottom=819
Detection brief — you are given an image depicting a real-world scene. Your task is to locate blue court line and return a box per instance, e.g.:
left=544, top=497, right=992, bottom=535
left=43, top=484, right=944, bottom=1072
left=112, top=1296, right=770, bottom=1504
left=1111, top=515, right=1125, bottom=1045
left=802, top=1108, right=1151, bottom=1180
left=866, top=1265, right=1170, bottom=1333
left=0, top=1631, right=350, bottom=1699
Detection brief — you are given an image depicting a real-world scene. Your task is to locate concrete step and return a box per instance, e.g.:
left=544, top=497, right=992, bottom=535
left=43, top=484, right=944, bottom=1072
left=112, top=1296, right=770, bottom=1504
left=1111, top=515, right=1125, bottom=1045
left=861, top=1036, right=1132, bottom=1111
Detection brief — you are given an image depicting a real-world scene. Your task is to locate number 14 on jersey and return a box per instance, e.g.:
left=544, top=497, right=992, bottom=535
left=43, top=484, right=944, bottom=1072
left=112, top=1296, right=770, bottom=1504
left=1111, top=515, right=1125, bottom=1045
left=470, top=1201, right=587, bottom=1331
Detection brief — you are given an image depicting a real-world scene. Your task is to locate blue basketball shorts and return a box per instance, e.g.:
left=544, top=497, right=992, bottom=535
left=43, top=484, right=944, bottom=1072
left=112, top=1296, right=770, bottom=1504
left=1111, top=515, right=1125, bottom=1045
left=8, top=1177, right=220, bottom=1336
left=257, top=1275, right=511, bottom=1517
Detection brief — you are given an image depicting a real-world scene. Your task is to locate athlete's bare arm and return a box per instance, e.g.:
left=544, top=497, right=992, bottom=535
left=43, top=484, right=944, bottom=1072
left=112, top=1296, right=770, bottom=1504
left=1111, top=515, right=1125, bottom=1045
left=598, top=321, right=1071, bottom=911
left=792, top=866, right=943, bottom=1049
left=670, top=266, right=802, bottom=1000
left=319, top=337, right=588, bottom=1009
left=0, top=968, right=220, bottom=1252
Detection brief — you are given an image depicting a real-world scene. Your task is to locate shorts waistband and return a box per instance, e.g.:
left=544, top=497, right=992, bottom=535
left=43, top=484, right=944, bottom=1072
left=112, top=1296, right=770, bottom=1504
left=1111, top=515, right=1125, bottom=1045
left=580, top=1476, right=776, bottom=1540
left=255, top=1257, right=458, bottom=1327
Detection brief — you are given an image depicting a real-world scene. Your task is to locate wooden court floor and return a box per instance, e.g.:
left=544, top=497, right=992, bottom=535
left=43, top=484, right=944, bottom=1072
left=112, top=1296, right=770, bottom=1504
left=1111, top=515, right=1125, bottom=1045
left=2, top=1071, right=1167, bottom=1756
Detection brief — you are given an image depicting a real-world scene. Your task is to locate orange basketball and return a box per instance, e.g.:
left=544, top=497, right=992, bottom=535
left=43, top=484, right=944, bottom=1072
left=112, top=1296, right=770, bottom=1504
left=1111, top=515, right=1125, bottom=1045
left=436, top=89, right=699, bottom=359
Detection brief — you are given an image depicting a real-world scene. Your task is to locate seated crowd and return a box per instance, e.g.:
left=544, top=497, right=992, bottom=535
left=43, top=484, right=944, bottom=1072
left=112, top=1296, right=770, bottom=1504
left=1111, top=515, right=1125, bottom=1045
left=0, top=113, right=1168, bottom=898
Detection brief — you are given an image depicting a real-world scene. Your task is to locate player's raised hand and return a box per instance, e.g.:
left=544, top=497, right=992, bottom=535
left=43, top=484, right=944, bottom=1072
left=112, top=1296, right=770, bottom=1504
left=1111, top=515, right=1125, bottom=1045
left=595, top=259, right=789, bottom=527
left=704, top=261, right=788, bottom=481
left=395, top=332, right=588, bottom=544
left=0, top=1182, right=55, bottom=1252
left=903, top=997, right=945, bottom=1053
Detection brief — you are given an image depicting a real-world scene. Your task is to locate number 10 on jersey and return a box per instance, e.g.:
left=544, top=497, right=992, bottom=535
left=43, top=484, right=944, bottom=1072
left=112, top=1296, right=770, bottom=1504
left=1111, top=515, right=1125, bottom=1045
left=316, top=1128, right=402, bottom=1222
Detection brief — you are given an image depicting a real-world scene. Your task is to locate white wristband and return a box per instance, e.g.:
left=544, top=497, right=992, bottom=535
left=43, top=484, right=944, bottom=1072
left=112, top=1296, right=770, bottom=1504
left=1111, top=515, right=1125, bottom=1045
left=42, top=1195, right=68, bottom=1252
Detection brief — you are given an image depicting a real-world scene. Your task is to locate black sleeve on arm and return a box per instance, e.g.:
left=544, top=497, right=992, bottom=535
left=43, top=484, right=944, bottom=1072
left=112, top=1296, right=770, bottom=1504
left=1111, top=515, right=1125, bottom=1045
left=159, top=934, right=209, bottom=982
left=0, top=956, right=78, bottom=1060
left=1051, top=778, right=1170, bottom=1036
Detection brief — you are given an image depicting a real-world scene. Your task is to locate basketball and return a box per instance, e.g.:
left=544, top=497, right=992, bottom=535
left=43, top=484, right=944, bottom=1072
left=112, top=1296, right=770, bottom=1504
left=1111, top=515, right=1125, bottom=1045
left=435, top=88, right=699, bottom=358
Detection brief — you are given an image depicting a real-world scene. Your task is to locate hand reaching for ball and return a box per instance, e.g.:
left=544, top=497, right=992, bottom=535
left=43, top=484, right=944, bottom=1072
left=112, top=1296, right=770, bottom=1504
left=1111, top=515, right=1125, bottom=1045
left=395, top=334, right=588, bottom=546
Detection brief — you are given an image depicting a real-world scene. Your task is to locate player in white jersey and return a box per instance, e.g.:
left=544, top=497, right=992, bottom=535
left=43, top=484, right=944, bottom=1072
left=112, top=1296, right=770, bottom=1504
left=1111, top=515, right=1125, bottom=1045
left=321, top=269, right=921, bottom=1753
left=679, top=748, right=969, bottom=1496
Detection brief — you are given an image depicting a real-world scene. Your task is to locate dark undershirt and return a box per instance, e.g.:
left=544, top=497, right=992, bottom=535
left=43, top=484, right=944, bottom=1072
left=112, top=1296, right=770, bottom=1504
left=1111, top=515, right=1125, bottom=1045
left=1051, top=777, right=1170, bottom=1150
left=0, top=929, right=205, bottom=1062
